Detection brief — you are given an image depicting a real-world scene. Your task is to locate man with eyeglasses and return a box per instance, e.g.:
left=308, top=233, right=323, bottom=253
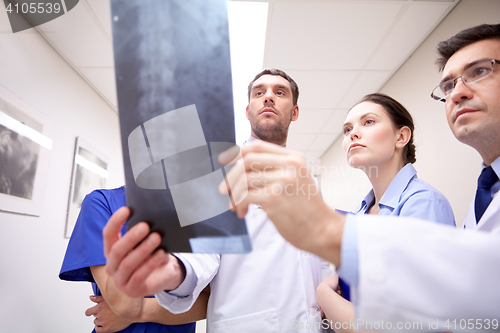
left=218, top=23, right=500, bottom=329
left=431, top=59, right=500, bottom=102
left=431, top=25, right=500, bottom=230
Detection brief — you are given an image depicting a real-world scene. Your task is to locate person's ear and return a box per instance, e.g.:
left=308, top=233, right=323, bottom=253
left=395, top=126, right=411, bottom=149
left=291, top=105, right=299, bottom=121
left=245, top=105, right=250, bottom=120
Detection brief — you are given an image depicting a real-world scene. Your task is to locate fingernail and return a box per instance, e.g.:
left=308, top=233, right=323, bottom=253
left=147, top=235, right=156, bottom=246
left=117, top=207, right=127, bottom=218
left=218, top=150, right=228, bottom=163
left=135, top=223, right=147, bottom=236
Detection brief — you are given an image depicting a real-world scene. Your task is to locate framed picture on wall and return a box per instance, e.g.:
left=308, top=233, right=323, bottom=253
left=65, top=137, right=108, bottom=238
left=0, top=85, right=54, bottom=216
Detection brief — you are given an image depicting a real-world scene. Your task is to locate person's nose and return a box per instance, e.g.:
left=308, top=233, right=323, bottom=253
left=350, top=126, right=360, bottom=140
left=449, top=77, right=474, bottom=104
left=264, top=89, right=275, bottom=105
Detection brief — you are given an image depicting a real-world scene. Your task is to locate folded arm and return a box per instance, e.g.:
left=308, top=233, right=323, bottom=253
left=86, top=287, right=209, bottom=332
left=91, top=265, right=143, bottom=318
left=139, top=286, right=209, bottom=324
left=316, top=275, right=358, bottom=333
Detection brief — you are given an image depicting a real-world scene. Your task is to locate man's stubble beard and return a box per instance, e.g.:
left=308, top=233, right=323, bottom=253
left=251, top=108, right=293, bottom=146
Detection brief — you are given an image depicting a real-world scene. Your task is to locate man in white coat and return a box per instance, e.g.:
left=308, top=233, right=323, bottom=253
left=219, top=24, right=500, bottom=332
left=104, top=69, right=332, bottom=332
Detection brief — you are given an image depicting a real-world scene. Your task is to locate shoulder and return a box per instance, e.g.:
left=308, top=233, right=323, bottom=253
left=85, top=186, right=124, bottom=202
left=59, top=188, right=125, bottom=281
left=76, top=187, right=125, bottom=235
left=403, top=177, right=449, bottom=204
left=399, top=177, right=455, bottom=225
left=81, top=186, right=125, bottom=212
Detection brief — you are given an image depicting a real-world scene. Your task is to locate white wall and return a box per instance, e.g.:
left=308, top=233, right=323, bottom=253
left=321, top=0, right=500, bottom=225
left=0, top=24, right=124, bottom=333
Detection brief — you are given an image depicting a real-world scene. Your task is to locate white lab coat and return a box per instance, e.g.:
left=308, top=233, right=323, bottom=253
left=349, top=194, right=500, bottom=332
left=463, top=192, right=500, bottom=232
left=157, top=203, right=333, bottom=333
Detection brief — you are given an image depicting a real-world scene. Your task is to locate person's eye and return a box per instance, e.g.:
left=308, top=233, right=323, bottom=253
left=468, top=66, right=490, bottom=80
left=440, top=80, right=455, bottom=94
left=255, top=91, right=263, bottom=96
left=343, top=127, right=352, bottom=135
left=365, top=119, right=374, bottom=125
left=276, top=91, right=284, bottom=96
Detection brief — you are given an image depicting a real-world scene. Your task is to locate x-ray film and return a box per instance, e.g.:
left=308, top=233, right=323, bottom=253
left=110, top=0, right=252, bottom=253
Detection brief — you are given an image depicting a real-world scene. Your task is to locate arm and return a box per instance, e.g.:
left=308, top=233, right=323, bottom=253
left=86, top=287, right=209, bottom=332
left=354, top=215, right=500, bottom=329
left=220, top=141, right=500, bottom=329
left=316, top=275, right=357, bottom=333
left=91, top=265, right=143, bottom=318
left=138, top=286, right=209, bottom=324
left=85, top=296, right=134, bottom=333
left=155, top=253, right=219, bottom=314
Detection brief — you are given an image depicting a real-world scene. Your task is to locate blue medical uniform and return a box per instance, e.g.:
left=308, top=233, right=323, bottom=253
left=59, top=186, right=196, bottom=333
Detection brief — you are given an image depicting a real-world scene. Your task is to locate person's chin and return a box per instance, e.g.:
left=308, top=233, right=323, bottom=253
left=257, top=117, right=279, bottom=126
left=255, top=122, right=281, bottom=133
left=347, top=158, right=366, bottom=169
left=452, top=122, right=479, bottom=143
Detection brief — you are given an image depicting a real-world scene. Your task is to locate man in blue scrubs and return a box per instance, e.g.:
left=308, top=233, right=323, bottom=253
left=60, top=186, right=207, bottom=332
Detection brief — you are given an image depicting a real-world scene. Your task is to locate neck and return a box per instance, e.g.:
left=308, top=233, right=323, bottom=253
left=250, top=131, right=287, bottom=147
left=479, top=150, right=500, bottom=167
left=462, top=136, right=500, bottom=167
left=365, top=158, right=404, bottom=209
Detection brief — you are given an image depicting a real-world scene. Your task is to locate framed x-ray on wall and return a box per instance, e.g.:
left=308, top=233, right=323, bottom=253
left=65, top=137, right=108, bottom=238
left=0, top=85, right=53, bottom=216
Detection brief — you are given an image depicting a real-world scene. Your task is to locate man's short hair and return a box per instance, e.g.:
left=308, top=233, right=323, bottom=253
left=247, top=69, right=299, bottom=106
left=436, top=23, right=500, bottom=71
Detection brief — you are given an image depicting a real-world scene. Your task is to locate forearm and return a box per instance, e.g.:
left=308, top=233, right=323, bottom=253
left=310, top=208, right=345, bottom=267
left=136, top=288, right=209, bottom=325
left=316, top=285, right=355, bottom=333
left=91, top=265, right=144, bottom=318
left=155, top=253, right=219, bottom=314
left=353, top=216, right=500, bottom=324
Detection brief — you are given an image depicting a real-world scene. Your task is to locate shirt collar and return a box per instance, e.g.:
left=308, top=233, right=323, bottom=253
left=359, top=189, right=375, bottom=212
left=379, top=163, right=417, bottom=209
left=484, top=156, right=500, bottom=196
left=484, top=156, right=500, bottom=177
left=245, top=135, right=259, bottom=144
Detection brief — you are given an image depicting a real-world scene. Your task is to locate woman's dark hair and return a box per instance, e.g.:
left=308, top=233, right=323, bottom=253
left=352, top=93, right=416, bottom=165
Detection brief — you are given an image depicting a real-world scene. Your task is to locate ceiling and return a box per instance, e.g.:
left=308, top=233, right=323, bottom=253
left=19, top=0, right=460, bottom=160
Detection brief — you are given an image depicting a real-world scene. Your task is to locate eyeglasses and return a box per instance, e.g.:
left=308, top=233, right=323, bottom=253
left=431, top=59, right=500, bottom=102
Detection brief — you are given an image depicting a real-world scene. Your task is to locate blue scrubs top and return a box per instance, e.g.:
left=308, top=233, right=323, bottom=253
left=59, top=186, right=196, bottom=333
